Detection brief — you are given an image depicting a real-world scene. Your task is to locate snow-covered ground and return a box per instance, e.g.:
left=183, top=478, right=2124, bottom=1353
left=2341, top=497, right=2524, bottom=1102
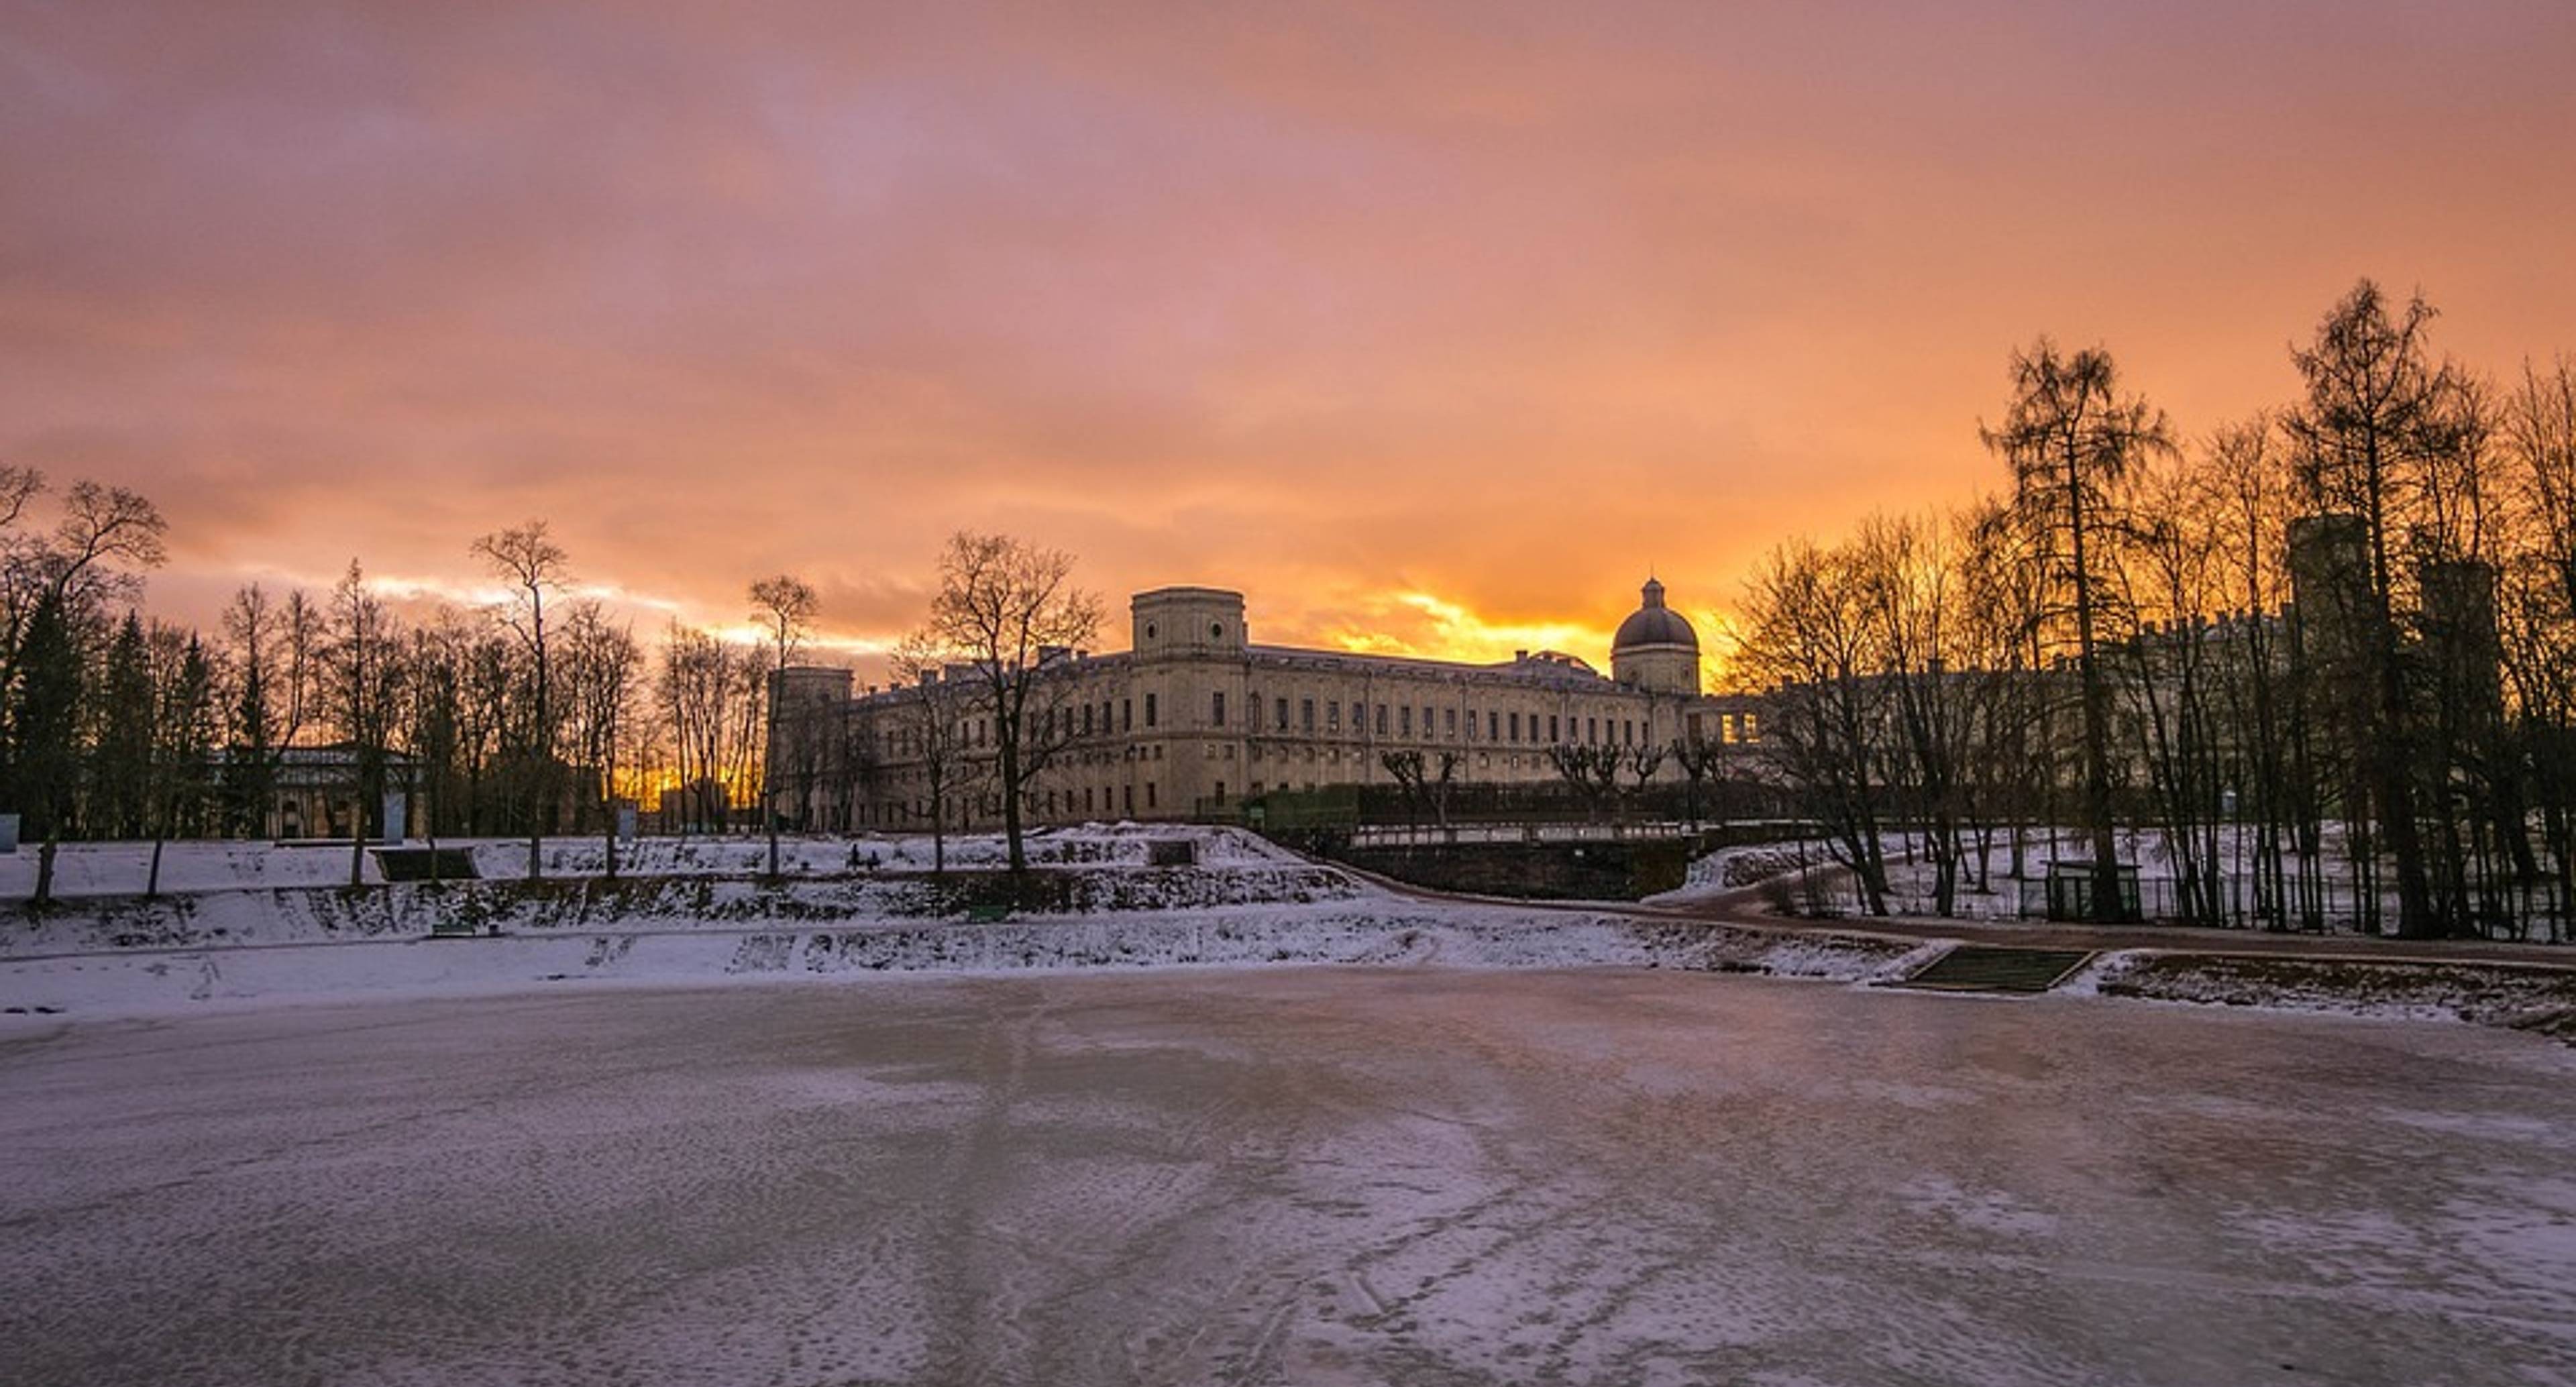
left=5, top=969, right=2572, bottom=1386
left=0, top=897, right=1915, bottom=1018
left=0, top=823, right=1305, bottom=898
left=7, top=826, right=2573, bottom=1048
left=2073, top=950, right=2576, bottom=1039
left=0, top=824, right=1921, bottom=1018
left=1645, top=841, right=1819, bottom=903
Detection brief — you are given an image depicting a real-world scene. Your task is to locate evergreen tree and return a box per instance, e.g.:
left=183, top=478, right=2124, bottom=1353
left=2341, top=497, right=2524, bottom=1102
left=91, top=612, right=154, bottom=840
left=10, top=592, right=83, bottom=905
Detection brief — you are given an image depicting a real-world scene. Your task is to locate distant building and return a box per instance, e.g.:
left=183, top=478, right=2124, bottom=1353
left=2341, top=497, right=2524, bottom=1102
left=241, top=744, right=415, bottom=841
left=775, top=579, right=1764, bottom=830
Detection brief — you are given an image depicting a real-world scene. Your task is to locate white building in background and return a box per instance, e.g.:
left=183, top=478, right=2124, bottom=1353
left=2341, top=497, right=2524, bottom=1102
left=772, top=579, right=1764, bottom=830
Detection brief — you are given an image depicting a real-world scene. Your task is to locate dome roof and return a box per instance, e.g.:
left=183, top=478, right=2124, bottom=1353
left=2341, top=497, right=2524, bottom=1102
left=1612, top=577, right=1698, bottom=651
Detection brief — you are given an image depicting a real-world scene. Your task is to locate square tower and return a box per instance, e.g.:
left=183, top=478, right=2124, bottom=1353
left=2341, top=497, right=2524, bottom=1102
left=1131, top=587, right=1247, bottom=661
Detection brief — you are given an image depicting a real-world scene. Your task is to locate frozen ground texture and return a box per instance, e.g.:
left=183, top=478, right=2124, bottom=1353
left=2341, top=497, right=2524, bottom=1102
left=5, top=970, right=2574, bottom=1386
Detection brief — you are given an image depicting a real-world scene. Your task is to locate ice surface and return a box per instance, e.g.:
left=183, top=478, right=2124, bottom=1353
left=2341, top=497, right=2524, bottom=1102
left=4, top=970, right=2573, bottom=1386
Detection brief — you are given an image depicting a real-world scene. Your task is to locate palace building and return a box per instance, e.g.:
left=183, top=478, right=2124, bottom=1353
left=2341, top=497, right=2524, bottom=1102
left=770, top=579, right=1762, bottom=831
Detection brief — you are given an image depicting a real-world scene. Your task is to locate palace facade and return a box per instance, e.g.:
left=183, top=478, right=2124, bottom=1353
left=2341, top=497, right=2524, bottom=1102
left=771, top=579, right=1763, bottom=831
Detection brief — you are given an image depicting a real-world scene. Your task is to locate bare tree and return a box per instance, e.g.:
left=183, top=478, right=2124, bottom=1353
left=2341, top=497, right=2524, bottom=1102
left=749, top=574, right=818, bottom=879
left=654, top=622, right=764, bottom=833
left=471, top=521, right=570, bottom=879
left=1670, top=734, right=1729, bottom=833
left=327, top=562, right=405, bottom=887
left=1982, top=339, right=2174, bottom=920
left=2200, top=417, right=2317, bottom=929
left=1544, top=742, right=1621, bottom=823
left=924, top=532, right=1102, bottom=879
left=1615, top=740, right=1668, bottom=824
left=38, top=480, right=168, bottom=620
left=1735, top=536, right=1895, bottom=914
left=219, top=583, right=321, bottom=839
left=0, top=463, right=47, bottom=667
left=2284, top=282, right=2476, bottom=937
left=1381, top=748, right=1463, bottom=836
left=1854, top=513, right=1975, bottom=916
left=563, top=602, right=643, bottom=878
left=1955, top=495, right=2050, bottom=887
left=890, top=632, right=978, bottom=876
left=2502, top=358, right=2576, bottom=936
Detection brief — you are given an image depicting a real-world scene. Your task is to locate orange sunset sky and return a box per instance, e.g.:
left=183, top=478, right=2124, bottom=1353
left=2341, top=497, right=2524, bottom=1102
left=5, top=1, right=2574, bottom=683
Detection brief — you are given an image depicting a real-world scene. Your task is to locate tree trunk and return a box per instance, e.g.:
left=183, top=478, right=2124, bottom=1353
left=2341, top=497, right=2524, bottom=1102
left=35, top=832, right=58, bottom=908
left=350, top=779, right=368, bottom=889
left=998, top=712, right=1026, bottom=878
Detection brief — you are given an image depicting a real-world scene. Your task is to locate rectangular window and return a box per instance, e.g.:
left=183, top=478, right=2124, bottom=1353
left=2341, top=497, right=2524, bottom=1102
left=1509, top=712, right=1520, bottom=742
left=1124, top=785, right=1134, bottom=814
left=1375, top=704, right=1389, bottom=736
left=1423, top=706, right=1434, bottom=738
left=1302, top=698, right=1316, bottom=732
left=1445, top=708, right=1457, bottom=738
left=1122, top=698, right=1132, bottom=732
left=1276, top=696, right=1289, bottom=732
left=1589, top=716, right=1598, bottom=744
left=1082, top=704, right=1093, bottom=736
left=1487, top=711, right=1499, bottom=740
left=1144, top=692, right=1158, bottom=728
left=1624, top=720, right=1635, bottom=745
left=1352, top=701, right=1365, bottom=732
left=1145, top=781, right=1157, bottom=809
left=1214, top=781, right=1226, bottom=806
left=1212, top=691, right=1226, bottom=727
left=1548, top=714, right=1560, bottom=742
left=1328, top=702, right=1342, bottom=731
left=1400, top=706, right=1413, bottom=737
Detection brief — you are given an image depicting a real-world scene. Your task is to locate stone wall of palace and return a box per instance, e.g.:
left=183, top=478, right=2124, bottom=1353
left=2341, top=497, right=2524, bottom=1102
left=777, top=584, right=1764, bottom=832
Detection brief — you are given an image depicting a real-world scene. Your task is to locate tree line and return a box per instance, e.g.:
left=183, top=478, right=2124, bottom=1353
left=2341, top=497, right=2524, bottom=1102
left=0, top=486, right=826, bottom=903
left=1735, top=280, right=2575, bottom=941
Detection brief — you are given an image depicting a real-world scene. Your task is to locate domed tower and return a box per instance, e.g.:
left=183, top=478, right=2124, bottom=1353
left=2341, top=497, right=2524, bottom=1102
left=1611, top=577, right=1700, bottom=695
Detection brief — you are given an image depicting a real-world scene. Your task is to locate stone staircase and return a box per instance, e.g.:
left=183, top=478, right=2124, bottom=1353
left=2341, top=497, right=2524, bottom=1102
left=1892, top=944, right=2095, bottom=995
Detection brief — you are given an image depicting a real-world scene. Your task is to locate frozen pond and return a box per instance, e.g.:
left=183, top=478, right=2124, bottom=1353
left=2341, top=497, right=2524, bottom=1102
left=5, top=970, right=2574, bottom=1386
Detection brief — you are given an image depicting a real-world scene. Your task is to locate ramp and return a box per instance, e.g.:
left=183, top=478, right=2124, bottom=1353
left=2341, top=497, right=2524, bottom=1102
left=1892, top=944, right=2094, bottom=995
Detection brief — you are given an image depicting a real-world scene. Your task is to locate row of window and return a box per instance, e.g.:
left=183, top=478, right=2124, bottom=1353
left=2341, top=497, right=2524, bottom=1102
left=1214, top=690, right=1652, bottom=747
left=872, top=780, right=1164, bottom=823
left=871, top=695, right=1757, bottom=763
left=1057, top=691, right=1159, bottom=739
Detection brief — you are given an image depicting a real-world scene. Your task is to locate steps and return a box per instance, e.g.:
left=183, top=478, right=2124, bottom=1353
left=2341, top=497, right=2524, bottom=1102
left=1893, top=944, right=2095, bottom=995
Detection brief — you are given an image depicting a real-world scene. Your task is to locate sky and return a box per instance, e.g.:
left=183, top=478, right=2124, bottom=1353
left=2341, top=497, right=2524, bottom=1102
left=5, top=1, right=2573, bottom=683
